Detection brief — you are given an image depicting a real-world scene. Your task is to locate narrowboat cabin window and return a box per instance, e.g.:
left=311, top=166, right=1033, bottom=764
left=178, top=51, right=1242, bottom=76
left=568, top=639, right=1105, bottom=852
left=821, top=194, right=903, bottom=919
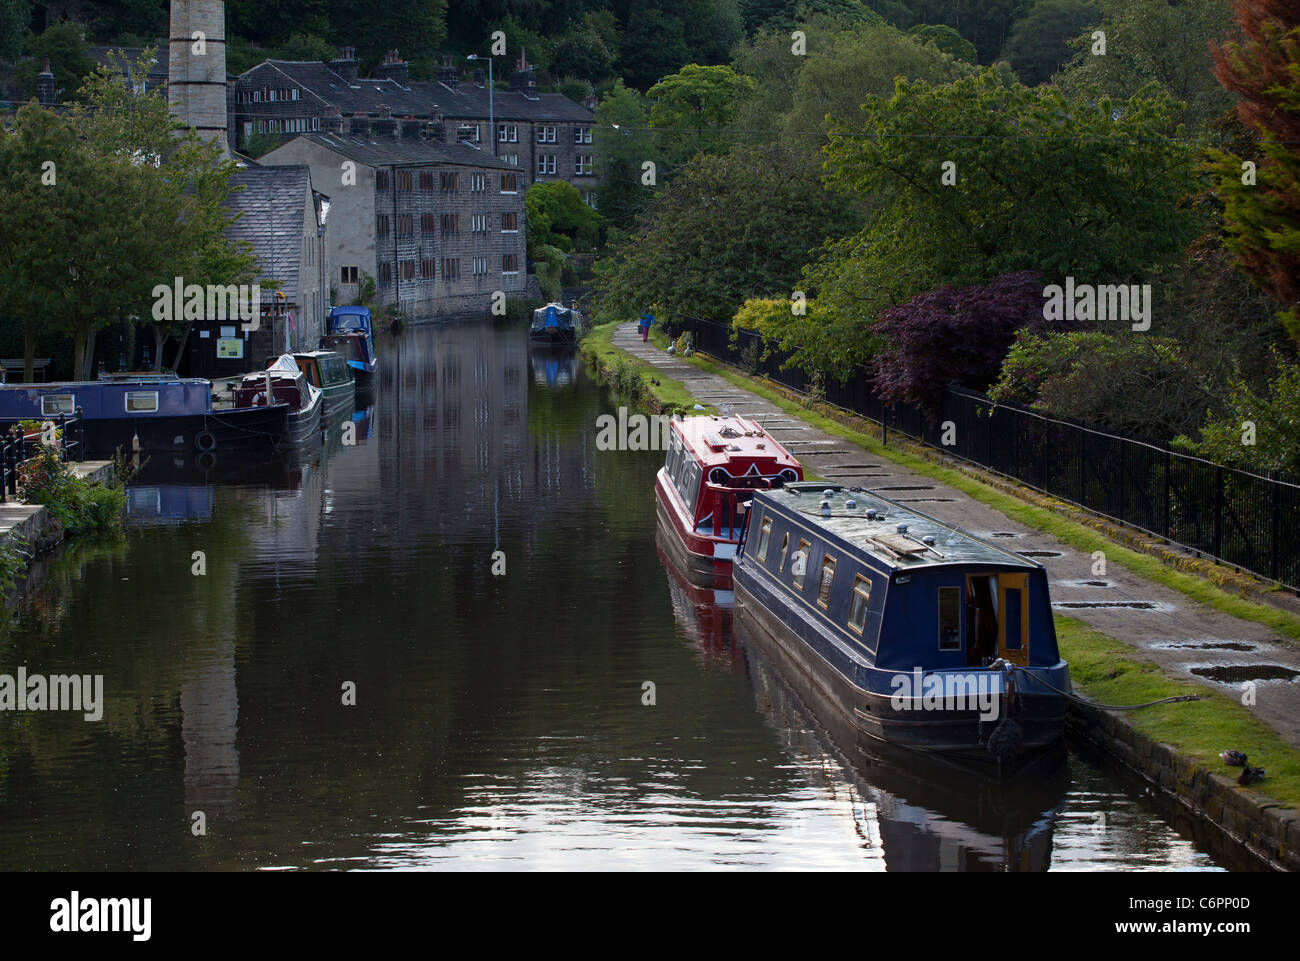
left=792, top=539, right=810, bottom=589
left=816, top=554, right=836, bottom=608
left=939, top=586, right=962, bottom=651
left=756, top=517, right=773, bottom=561
left=125, top=392, right=159, bottom=413
left=777, top=532, right=789, bottom=571
left=848, top=575, right=872, bottom=634
left=41, top=395, right=75, bottom=417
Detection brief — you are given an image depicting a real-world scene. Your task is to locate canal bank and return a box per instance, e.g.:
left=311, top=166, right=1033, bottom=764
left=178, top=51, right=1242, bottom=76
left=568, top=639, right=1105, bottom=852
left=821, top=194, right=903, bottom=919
left=1, top=460, right=117, bottom=602
left=583, top=320, right=1300, bottom=870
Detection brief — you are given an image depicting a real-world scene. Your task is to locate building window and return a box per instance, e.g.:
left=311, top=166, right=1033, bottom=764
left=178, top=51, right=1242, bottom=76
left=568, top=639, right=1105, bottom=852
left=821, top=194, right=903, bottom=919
left=472, top=257, right=488, bottom=276
left=583, top=190, right=598, bottom=209
left=536, top=154, right=556, bottom=175
left=376, top=214, right=390, bottom=236
left=501, top=211, right=518, bottom=232
left=441, top=213, right=458, bottom=234
left=849, top=576, right=872, bottom=635
left=471, top=213, right=487, bottom=233
left=501, top=173, right=518, bottom=193
left=421, top=259, right=436, bottom=279
left=471, top=173, right=486, bottom=192
left=420, top=172, right=435, bottom=191
left=292, top=88, right=300, bottom=101
left=497, top=123, right=517, bottom=143
left=340, top=266, right=359, bottom=284
left=442, top=258, right=461, bottom=280
left=502, top=153, right=518, bottom=167
left=503, top=254, right=519, bottom=274
left=397, top=171, right=413, bottom=191
left=400, top=260, right=417, bottom=281
left=376, top=171, right=391, bottom=190
left=816, top=555, right=836, bottom=609
left=939, top=586, right=962, bottom=651
left=574, top=126, right=592, bottom=144
left=537, top=125, right=556, bottom=143
left=378, top=263, right=392, bottom=283
left=756, top=517, right=773, bottom=562
left=575, top=155, right=593, bottom=176
left=420, top=213, right=436, bottom=233
left=440, top=172, right=459, bottom=192
left=398, top=214, right=413, bottom=236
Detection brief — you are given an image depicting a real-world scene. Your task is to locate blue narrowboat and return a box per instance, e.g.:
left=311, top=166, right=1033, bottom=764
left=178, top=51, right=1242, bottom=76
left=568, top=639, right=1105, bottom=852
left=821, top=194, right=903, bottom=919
left=325, top=306, right=379, bottom=394
left=529, top=303, right=578, bottom=344
left=0, top=375, right=287, bottom=458
left=734, top=483, right=1070, bottom=763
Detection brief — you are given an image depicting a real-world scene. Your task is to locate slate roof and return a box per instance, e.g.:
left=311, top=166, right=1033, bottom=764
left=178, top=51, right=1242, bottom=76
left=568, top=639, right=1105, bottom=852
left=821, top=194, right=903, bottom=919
left=290, top=132, right=516, bottom=170
left=222, top=165, right=315, bottom=305
left=247, top=60, right=594, bottom=124
left=87, top=45, right=170, bottom=78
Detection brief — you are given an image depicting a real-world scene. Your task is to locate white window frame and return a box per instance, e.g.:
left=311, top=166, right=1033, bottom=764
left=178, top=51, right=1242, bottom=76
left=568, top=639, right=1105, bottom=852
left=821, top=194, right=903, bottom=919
left=125, top=391, right=159, bottom=413
left=498, top=123, right=517, bottom=143
left=41, top=395, right=75, bottom=417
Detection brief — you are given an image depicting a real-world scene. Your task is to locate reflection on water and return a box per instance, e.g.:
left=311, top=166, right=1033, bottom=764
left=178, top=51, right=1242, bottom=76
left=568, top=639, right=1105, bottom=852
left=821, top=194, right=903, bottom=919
left=0, top=323, right=1232, bottom=870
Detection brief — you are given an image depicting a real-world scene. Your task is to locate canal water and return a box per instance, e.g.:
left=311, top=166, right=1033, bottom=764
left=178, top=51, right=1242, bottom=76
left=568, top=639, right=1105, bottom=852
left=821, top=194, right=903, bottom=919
left=0, top=324, right=1239, bottom=870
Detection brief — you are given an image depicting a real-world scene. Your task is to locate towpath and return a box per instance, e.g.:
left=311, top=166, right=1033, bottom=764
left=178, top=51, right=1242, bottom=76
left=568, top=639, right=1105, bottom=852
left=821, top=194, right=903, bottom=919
left=612, top=322, right=1300, bottom=748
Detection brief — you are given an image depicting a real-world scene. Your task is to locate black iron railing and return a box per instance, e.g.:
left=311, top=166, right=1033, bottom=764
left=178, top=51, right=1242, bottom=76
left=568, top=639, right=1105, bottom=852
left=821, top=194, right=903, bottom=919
left=686, top=316, right=1300, bottom=592
left=0, top=408, right=87, bottom=504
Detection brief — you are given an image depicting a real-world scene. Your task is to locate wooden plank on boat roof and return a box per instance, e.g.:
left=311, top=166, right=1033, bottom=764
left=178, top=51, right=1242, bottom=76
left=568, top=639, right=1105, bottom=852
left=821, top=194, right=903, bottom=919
left=870, top=532, right=928, bottom=556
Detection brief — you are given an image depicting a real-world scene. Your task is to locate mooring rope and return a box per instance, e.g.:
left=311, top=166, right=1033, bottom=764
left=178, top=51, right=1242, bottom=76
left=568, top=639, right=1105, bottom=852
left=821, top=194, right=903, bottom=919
left=1014, top=665, right=1202, bottom=711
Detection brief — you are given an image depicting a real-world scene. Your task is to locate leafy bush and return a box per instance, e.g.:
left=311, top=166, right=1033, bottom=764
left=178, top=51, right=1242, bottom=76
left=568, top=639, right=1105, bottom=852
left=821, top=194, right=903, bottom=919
left=872, top=271, right=1054, bottom=413
left=16, top=446, right=126, bottom=537
left=990, top=331, right=1208, bottom=439
left=1193, top=355, right=1300, bottom=476
left=0, top=536, right=27, bottom=595
left=609, top=357, right=646, bottom=401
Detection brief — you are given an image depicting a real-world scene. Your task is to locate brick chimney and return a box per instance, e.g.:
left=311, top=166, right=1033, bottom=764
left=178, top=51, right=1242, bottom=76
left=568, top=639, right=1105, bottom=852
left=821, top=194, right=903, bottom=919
left=400, top=115, right=422, bottom=139
left=321, top=104, right=344, bottom=135
left=36, top=57, right=55, bottom=106
left=375, top=49, right=408, bottom=85
left=330, top=46, right=358, bottom=83
left=436, top=55, right=458, bottom=89
left=373, top=104, right=397, bottom=138
left=348, top=113, right=371, bottom=137
left=510, top=47, right=537, bottom=97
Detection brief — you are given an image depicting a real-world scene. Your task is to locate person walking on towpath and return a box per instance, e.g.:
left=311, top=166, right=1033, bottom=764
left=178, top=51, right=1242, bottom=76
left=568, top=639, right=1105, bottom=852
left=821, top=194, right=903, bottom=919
left=639, top=310, right=655, bottom=343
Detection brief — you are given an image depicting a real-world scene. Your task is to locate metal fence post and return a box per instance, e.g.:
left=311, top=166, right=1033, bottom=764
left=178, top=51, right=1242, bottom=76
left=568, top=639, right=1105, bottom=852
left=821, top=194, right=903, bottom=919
left=1213, top=464, right=1224, bottom=560
left=1164, top=450, right=1172, bottom=539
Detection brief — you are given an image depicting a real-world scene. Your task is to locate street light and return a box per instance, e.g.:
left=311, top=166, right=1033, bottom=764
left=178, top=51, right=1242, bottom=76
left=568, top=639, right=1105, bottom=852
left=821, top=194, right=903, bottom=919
left=465, top=54, right=494, bottom=157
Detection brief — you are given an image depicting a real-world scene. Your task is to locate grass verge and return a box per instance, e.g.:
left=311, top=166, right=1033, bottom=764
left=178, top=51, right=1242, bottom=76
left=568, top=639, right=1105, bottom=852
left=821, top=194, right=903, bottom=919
left=1057, top=615, right=1300, bottom=807
left=580, top=321, right=712, bottom=413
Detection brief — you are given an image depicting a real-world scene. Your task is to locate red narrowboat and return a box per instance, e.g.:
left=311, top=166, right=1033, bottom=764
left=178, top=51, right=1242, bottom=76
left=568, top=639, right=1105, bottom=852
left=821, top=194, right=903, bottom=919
left=654, top=414, right=802, bottom=587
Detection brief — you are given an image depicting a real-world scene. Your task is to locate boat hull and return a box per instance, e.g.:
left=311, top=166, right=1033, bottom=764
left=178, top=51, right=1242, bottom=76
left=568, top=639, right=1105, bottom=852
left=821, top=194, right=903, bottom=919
left=734, top=575, right=1067, bottom=761
left=654, top=471, right=735, bottom=587
left=528, top=327, right=576, bottom=345
left=68, top=407, right=290, bottom=458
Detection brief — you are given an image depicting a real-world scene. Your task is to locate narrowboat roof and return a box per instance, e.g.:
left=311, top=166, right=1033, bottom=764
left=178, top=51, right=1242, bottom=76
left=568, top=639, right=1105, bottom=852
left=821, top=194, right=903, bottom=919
left=756, top=483, right=1039, bottom=572
left=2, top=377, right=208, bottom=389
left=674, top=414, right=801, bottom=472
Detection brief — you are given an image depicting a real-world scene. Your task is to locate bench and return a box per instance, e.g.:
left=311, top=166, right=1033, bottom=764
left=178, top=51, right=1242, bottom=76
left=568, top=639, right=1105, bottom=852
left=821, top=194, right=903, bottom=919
left=1, top=359, right=52, bottom=382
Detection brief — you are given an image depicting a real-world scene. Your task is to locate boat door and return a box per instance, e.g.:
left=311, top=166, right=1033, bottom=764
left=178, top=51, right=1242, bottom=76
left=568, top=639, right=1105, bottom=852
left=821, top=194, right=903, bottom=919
left=996, top=573, right=1030, bottom=666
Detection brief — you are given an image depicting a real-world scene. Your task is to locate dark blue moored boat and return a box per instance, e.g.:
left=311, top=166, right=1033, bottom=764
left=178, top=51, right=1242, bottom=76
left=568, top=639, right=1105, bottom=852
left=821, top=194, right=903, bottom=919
left=325, top=306, right=378, bottom=394
left=529, top=303, right=578, bottom=344
left=0, top=374, right=287, bottom=458
left=734, top=483, right=1069, bottom=764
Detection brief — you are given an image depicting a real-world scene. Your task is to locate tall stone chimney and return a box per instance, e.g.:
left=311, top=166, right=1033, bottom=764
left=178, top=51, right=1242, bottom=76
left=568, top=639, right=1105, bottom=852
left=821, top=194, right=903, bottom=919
left=376, top=50, right=408, bottom=85
left=510, top=47, right=537, bottom=98
left=436, top=55, right=458, bottom=89
left=36, top=58, right=55, bottom=106
left=169, top=0, right=229, bottom=158
left=330, top=46, right=358, bottom=83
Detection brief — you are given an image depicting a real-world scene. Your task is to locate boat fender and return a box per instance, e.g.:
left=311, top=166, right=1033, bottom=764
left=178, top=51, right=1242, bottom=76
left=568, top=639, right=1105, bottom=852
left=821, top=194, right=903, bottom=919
left=195, top=430, right=217, bottom=453
left=197, top=451, right=217, bottom=472
left=986, top=716, right=1023, bottom=761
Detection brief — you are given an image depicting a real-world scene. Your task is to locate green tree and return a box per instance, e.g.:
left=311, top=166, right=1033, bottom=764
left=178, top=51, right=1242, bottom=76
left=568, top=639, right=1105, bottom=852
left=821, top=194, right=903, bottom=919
left=593, top=79, right=655, bottom=231
left=770, top=71, right=1199, bottom=375
left=1195, top=355, right=1300, bottom=476
left=16, top=20, right=96, bottom=103
left=526, top=181, right=602, bottom=253
left=0, top=0, right=32, bottom=61
left=594, top=145, right=861, bottom=325
left=1053, top=0, right=1236, bottom=132
left=907, top=24, right=976, bottom=63
left=648, top=63, right=754, bottom=160
left=1206, top=0, right=1300, bottom=345
left=999, top=0, right=1099, bottom=86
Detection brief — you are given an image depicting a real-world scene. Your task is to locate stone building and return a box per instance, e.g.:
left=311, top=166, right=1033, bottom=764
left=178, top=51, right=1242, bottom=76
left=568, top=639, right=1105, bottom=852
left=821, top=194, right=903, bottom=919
left=181, top=164, right=329, bottom=378
left=169, top=0, right=230, bottom=158
left=234, top=51, right=598, bottom=206
left=259, top=132, right=529, bottom=318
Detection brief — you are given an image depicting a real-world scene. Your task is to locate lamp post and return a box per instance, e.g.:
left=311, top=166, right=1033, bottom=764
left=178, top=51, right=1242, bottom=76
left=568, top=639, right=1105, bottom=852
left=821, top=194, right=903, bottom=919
left=466, top=54, right=494, bottom=156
